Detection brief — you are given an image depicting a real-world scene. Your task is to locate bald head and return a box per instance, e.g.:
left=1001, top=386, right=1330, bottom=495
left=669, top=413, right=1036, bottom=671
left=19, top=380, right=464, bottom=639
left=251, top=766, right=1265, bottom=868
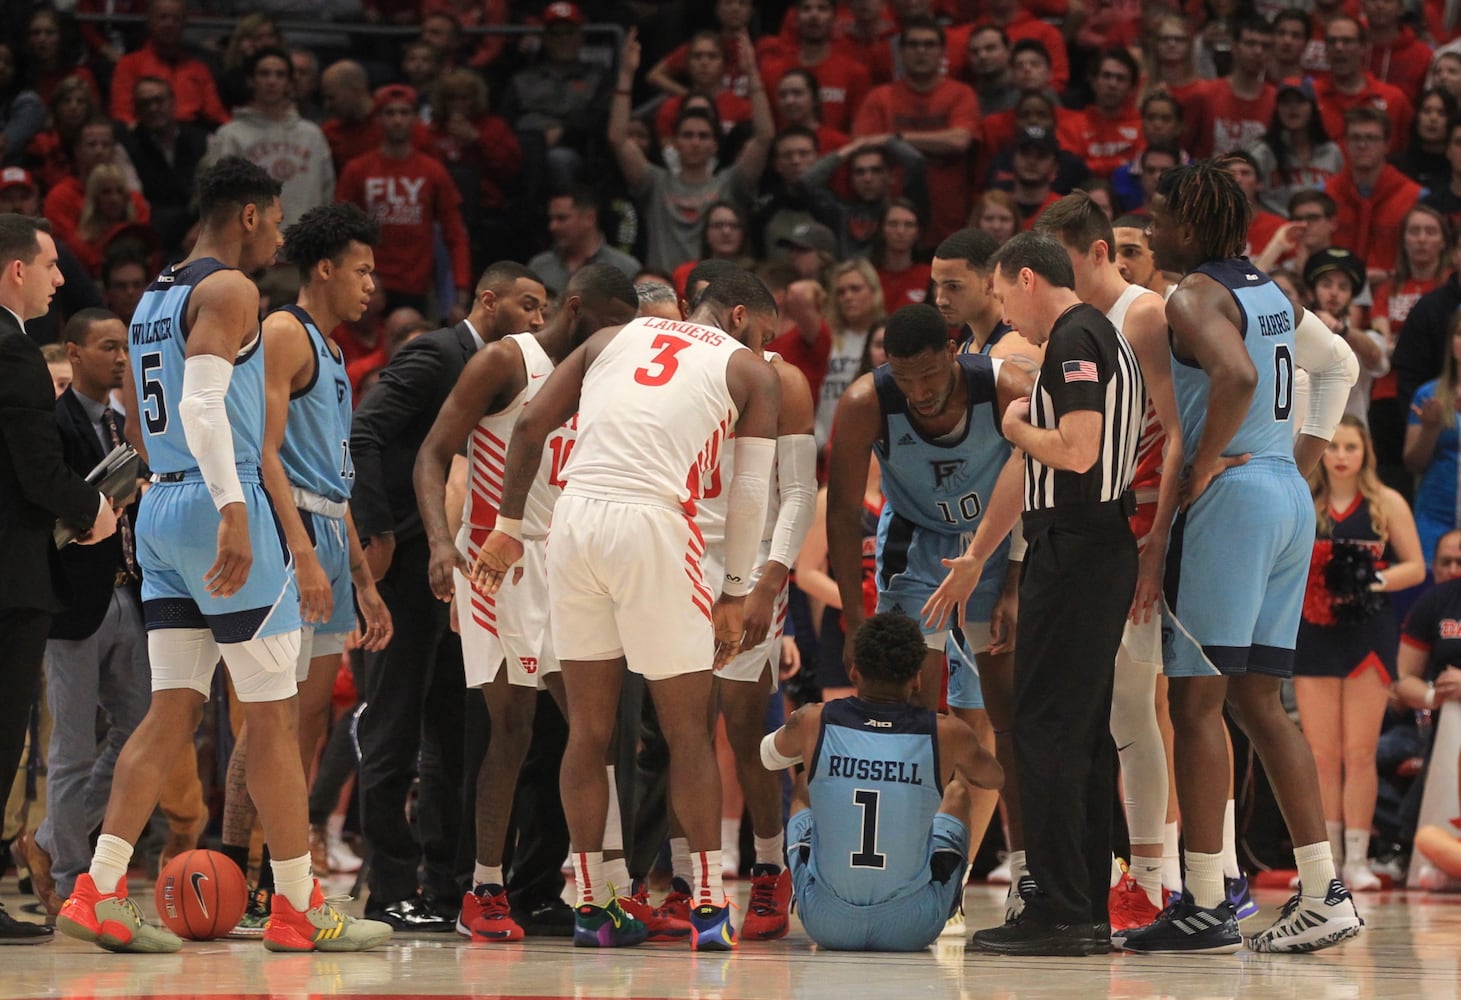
left=322, top=60, right=370, bottom=120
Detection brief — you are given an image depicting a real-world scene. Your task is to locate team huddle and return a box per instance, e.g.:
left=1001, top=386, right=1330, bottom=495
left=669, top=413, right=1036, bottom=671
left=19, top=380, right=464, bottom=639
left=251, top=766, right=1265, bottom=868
left=54, top=153, right=1367, bottom=959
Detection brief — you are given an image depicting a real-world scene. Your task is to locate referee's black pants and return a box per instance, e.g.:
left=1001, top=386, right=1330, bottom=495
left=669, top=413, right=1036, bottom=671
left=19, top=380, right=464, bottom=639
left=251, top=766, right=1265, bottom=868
left=1014, top=502, right=1137, bottom=927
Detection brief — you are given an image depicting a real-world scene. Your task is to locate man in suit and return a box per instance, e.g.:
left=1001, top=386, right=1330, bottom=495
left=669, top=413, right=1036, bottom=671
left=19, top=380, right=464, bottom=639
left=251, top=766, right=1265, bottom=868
left=28, top=309, right=150, bottom=918
left=350, top=261, right=548, bottom=931
left=0, top=215, right=117, bottom=943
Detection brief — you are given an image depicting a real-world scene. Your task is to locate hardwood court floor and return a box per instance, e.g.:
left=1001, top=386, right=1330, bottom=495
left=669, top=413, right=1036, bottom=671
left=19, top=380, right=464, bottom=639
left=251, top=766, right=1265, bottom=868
left=3, top=878, right=1458, bottom=999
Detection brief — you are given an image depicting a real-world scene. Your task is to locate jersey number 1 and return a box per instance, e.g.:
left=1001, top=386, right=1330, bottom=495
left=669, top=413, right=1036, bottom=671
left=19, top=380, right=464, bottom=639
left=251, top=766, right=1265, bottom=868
left=850, top=789, right=886, bottom=869
left=634, top=334, right=691, bottom=387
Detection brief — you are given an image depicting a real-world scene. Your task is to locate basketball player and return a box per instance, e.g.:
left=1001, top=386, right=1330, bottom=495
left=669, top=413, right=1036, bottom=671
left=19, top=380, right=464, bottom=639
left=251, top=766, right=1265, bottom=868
left=57, top=157, right=391, bottom=953
left=221, top=202, right=395, bottom=929
left=1118, top=161, right=1364, bottom=954
left=413, top=264, right=641, bottom=943
left=688, top=270, right=817, bottom=941
left=1112, top=214, right=1177, bottom=299
left=1036, top=193, right=1181, bottom=930
left=824, top=303, right=1029, bottom=871
left=759, top=613, right=1003, bottom=951
left=474, top=269, right=782, bottom=950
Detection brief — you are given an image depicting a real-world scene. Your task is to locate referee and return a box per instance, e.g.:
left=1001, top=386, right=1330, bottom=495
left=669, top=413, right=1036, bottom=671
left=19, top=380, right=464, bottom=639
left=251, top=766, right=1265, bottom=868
left=969, top=232, right=1144, bottom=955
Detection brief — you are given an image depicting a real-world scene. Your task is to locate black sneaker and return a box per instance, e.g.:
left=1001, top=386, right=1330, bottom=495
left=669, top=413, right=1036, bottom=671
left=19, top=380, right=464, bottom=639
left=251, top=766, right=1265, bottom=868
left=515, top=896, right=575, bottom=938
left=0, top=901, right=52, bottom=944
left=970, top=915, right=1106, bottom=957
left=1115, top=892, right=1241, bottom=954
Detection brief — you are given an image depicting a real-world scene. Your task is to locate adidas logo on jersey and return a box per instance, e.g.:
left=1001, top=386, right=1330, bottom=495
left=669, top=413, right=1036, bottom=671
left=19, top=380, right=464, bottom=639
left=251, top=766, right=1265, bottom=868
left=898, top=433, right=915, bottom=445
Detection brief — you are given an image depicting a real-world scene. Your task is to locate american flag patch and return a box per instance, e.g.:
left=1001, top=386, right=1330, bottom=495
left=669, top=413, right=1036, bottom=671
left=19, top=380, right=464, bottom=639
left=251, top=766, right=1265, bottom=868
left=1062, top=360, right=1099, bottom=383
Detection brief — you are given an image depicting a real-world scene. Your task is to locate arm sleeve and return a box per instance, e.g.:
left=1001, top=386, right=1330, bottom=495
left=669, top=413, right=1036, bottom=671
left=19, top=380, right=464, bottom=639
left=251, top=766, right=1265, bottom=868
left=1293, top=308, right=1360, bottom=441
left=722, top=436, right=776, bottom=597
left=177, top=354, right=245, bottom=510
left=767, top=434, right=817, bottom=570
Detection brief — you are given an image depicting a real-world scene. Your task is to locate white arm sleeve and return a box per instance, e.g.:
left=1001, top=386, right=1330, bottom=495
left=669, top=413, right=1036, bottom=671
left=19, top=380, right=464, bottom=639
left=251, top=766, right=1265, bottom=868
left=723, top=436, right=776, bottom=597
left=760, top=730, right=803, bottom=770
left=767, top=433, right=817, bottom=570
left=177, top=353, right=246, bottom=511
left=1293, top=308, right=1360, bottom=442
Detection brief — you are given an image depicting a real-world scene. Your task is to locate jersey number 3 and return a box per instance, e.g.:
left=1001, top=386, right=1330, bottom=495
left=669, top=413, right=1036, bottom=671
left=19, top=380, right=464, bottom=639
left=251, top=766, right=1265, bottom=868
left=634, top=334, right=691, bottom=387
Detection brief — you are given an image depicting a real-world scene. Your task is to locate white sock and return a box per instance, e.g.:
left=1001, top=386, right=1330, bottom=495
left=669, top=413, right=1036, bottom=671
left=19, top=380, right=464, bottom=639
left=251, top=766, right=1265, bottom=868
left=602, top=766, right=624, bottom=853
left=1325, top=819, right=1343, bottom=863
left=1110, top=854, right=1124, bottom=888
left=1161, top=822, right=1182, bottom=892
left=325, top=813, right=347, bottom=841
left=690, top=849, right=724, bottom=906
left=1294, top=841, right=1337, bottom=895
left=271, top=853, right=315, bottom=911
left=603, top=856, right=631, bottom=897
left=1343, top=829, right=1370, bottom=870
left=1185, top=850, right=1225, bottom=910
left=574, top=851, right=607, bottom=906
left=753, top=833, right=784, bottom=868
left=473, top=863, right=504, bottom=889
left=1221, top=799, right=1241, bottom=879
left=90, top=834, right=134, bottom=895
left=1131, top=855, right=1164, bottom=908
left=721, top=817, right=741, bottom=856
left=670, top=837, right=691, bottom=887
left=1008, top=850, right=1028, bottom=881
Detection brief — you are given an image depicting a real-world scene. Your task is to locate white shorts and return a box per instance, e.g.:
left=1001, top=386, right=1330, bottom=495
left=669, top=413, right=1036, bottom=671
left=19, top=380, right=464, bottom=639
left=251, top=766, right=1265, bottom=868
left=295, top=626, right=348, bottom=682
left=455, top=524, right=560, bottom=689
left=702, top=544, right=783, bottom=691
left=1120, top=610, right=1162, bottom=669
left=548, top=494, right=714, bottom=680
left=150, top=628, right=300, bottom=703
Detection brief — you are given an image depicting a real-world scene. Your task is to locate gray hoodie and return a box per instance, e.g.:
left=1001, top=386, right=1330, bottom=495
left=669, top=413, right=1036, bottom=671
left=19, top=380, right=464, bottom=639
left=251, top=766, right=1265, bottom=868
left=207, top=106, right=335, bottom=226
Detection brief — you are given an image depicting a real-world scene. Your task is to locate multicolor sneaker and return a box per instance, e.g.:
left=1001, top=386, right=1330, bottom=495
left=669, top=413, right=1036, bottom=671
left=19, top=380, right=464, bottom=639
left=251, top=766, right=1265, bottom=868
left=1004, top=874, right=1038, bottom=924
left=1246, top=879, right=1364, bottom=953
left=228, top=885, right=273, bottom=939
left=1225, top=874, right=1259, bottom=920
left=660, top=876, right=693, bottom=925
left=739, top=865, right=791, bottom=941
left=572, top=898, right=648, bottom=948
left=1114, top=892, right=1241, bottom=955
left=1108, top=874, right=1161, bottom=932
left=619, top=885, right=691, bottom=941
left=262, top=880, right=393, bottom=952
left=57, top=874, right=182, bottom=953
left=690, top=902, right=737, bottom=951
left=458, top=884, right=524, bottom=943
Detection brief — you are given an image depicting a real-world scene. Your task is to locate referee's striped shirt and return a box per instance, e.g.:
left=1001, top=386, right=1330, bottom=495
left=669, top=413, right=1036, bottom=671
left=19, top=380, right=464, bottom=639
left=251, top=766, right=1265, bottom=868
left=1024, top=303, right=1145, bottom=511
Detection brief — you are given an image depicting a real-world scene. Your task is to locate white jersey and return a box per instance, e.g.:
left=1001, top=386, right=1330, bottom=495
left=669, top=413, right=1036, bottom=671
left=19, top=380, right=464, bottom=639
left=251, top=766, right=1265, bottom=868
left=1106, top=284, right=1166, bottom=501
left=697, top=350, right=782, bottom=549
left=463, top=333, right=572, bottom=538
left=563, top=316, right=746, bottom=513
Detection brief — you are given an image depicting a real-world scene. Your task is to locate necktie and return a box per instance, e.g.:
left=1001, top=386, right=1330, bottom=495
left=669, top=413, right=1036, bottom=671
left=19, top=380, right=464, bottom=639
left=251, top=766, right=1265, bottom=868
left=100, top=408, right=139, bottom=582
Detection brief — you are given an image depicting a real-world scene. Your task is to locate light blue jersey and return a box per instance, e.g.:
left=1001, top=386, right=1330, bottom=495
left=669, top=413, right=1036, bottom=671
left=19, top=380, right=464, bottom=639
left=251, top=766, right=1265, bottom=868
left=1170, top=258, right=1298, bottom=467
left=129, top=258, right=265, bottom=475
left=275, top=304, right=354, bottom=503
left=806, top=697, right=944, bottom=906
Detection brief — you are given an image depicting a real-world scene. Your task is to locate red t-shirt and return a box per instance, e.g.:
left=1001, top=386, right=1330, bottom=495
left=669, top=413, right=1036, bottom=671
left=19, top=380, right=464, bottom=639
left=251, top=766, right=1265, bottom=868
left=109, top=43, right=229, bottom=127
left=760, top=50, right=872, bottom=133
left=1018, top=191, right=1063, bottom=230
left=1315, top=74, right=1415, bottom=158
left=1057, top=105, right=1141, bottom=180
left=768, top=322, right=833, bottom=405
left=853, top=78, right=980, bottom=244
left=335, top=149, right=471, bottom=295
left=1371, top=275, right=1443, bottom=399
left=42, top=177, right=150, bottom=246
left=942, top=12, right=1070, bottom=92
left=1186, top=78, right=1277, bottom=159
left=322, top=118, right=432, bottom=175
left=424, top=114, right=522, bottom=211
left=878, top=262, right=933, bottom=312
left=1248, top=209, right=1288, bottom=258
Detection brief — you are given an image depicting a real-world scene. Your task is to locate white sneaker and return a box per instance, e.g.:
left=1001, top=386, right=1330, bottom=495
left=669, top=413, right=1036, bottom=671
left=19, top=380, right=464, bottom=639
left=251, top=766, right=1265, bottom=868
left=1004, top=874, right=1037, bottom=924
left=940, top=906, right=966, bottom=938
left=986, top=857, right=1012, bottom=885
left=1246, top=879, right=1365, bottom=953
left=327, top=835, right=363, bottom=874
left=1342, top=862, right=1381, bottom=892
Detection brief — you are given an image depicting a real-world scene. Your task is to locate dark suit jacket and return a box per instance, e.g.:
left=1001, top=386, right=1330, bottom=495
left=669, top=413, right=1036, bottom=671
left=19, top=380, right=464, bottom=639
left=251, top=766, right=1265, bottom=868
left=0, top=313, right=101, bottom=613
left=49, top=388, right=138, bottom=640
left=350, top=322, right=478, bottom=545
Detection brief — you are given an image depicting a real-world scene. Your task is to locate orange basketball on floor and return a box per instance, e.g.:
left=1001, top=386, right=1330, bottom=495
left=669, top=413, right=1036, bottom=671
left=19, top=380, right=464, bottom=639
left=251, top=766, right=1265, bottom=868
left=154, top=850, right=249, bottom=940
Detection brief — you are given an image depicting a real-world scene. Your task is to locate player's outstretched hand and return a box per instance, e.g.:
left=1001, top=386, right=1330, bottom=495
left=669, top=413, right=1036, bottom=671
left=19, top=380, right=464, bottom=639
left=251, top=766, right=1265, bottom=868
left=428, top=540, right=470, bottom=603
left=922, top=552, right=985, bottom=632
left=295, top=550, right=334, bottom=625
left=470, top=530, right=524, bottom=596
left=712, top=594, right=745, bottom=671
left=356, top=582, right=393, bottom=651
left=205, top=504, right=253, bottom=597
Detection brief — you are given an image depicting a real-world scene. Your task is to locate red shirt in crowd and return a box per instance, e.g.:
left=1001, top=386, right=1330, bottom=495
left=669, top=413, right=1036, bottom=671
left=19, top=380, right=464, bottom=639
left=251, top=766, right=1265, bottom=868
left=1019, top=191, right=1063, bottom=230
left=768, top=322, right=832, bottom=404
left=1057, top=105, right=1141, bottom=180
left=853, top=77, right=980, bottom=244
left=943, top=11, right=1070, bottom=92
left=1314, top=73, right=1415, bottom=158
left=760, top=50, right=872, bottom=133
left=1247, top=208, right=1288, bottom=259
left=1185, top=79, right=1276, bottom=159
left=878, top=262, right=933, bottom=312
left=424, top=113, right=522, bottom=212
left=656, top=91, right=753, bottom=141
left=109, top=41, right=229, bottom=127
left=42, top=177, right=150, bottom=247
left=666, top=33, right=757, bottom=98
left=1368, top=26, right=1433, bottom=102
left=322, top=117, right=432, bottom=175
left=335, top=149, right=472, bottom=297
left=1325, top=165, right=1424, bottom=274
left=1371, top=273, right=1444, bottom=399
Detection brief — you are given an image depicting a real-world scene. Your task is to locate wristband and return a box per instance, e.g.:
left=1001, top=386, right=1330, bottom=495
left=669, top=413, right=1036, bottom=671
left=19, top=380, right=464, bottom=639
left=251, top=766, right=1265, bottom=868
left=495, top=517, right=523, bottom=541
left=1426, top=684, right=1437, bottom=710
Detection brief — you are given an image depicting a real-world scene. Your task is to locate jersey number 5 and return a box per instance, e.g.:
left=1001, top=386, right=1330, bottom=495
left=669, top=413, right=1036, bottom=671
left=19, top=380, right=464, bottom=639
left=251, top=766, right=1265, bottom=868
left=140, top=352, right=168, bottom=434
left=634, top=334, right=691, bottom=387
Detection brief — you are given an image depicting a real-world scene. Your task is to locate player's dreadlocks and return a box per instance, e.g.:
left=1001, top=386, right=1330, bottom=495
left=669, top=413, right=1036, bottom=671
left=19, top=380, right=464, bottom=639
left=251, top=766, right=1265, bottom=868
left=1156, top=160, right=1251, bottom=262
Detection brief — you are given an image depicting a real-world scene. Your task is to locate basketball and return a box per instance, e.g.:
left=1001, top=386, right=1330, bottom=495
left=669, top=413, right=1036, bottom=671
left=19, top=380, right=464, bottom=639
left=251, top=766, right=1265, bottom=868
left=154, top=850, right=249, bottom=940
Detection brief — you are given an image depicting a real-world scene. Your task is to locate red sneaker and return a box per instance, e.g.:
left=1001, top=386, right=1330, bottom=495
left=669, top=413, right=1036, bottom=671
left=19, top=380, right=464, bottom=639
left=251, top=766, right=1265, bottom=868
left=1108, top=874, right=1161, bottom=932
left=739, top=864, right=791, bottom=941
left=464, top=885, right=524, bottom=943
left=57, top=874, right=181, bottom=953
left=262, top=879, right=393, bottom=952
left=660, top=877, right=693, bottom=925
left=618, top=891, right=691, bottom=941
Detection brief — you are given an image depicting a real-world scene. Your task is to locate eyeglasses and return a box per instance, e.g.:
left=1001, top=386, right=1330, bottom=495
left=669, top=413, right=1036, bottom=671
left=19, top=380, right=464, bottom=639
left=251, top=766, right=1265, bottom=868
left=1346, top=133, right=1385, bottom=145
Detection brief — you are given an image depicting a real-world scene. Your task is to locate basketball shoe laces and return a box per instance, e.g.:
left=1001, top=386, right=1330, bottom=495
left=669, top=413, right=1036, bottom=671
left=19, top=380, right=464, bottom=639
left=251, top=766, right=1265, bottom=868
left=748, top=877, right=780, bottom=917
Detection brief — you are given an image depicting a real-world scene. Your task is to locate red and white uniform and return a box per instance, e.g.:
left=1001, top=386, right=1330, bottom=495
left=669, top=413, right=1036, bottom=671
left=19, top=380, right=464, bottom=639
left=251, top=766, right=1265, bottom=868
left=697, top=351, right=787, bottom=689
left=550, top=316, right=747, bottom=676
left=455, top=334, right=570, bottom=689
